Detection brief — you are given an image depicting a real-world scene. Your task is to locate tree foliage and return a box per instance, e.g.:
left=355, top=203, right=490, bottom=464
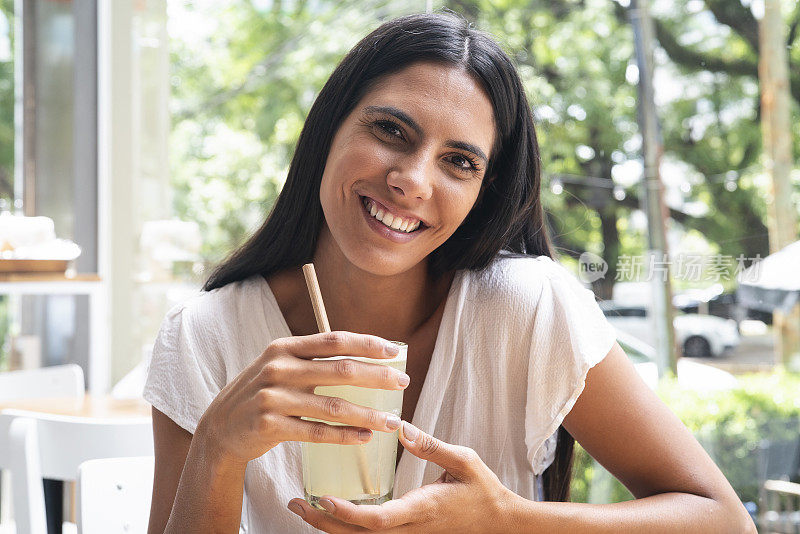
left=0, top=0, right=14, bottom=201
left=443, top=0, right=641, bottom=297
left=641, top=0, right=800, bottom=261
left=169, top=0, right=794, bottom=292
left=169, top=0, right=428, bottom=264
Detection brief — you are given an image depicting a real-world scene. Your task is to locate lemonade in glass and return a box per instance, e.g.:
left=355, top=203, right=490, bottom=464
left=301, top=341, right=407, bottom=507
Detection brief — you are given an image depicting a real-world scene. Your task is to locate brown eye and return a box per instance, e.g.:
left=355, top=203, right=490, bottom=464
left=450, top=154, right=471, bottom=168
left=447, top=153, right=480, bottom=173
left=375, top=120, right=404, bottom=140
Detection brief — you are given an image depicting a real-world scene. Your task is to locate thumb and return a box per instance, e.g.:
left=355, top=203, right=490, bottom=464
left=400, top=421, right=477, bottom=481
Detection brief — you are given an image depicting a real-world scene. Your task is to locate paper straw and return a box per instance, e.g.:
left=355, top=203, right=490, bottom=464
left=302, top=263, right=376, bottom=497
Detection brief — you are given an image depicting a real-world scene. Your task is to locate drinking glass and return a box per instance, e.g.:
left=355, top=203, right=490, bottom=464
left=301, top=341, right=407, bottom=507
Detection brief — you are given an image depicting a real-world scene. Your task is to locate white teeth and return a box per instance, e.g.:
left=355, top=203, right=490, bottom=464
left=362, top=197, right=422, bottom=233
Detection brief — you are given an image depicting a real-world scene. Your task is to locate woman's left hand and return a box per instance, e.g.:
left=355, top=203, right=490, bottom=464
left=288, top=421, right=519, bottom=533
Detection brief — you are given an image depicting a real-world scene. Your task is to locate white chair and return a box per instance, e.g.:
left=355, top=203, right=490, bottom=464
left=76, top=456, right=154, bottom=534
left=13, top=412, right=155, bottom=482
left=0, top=364, right=84, bottom=402
left=0, top=414, right=47, bottom=534
left=0, top=364, right=85, bottom=533
left=0, top=411, right=153, bottom=534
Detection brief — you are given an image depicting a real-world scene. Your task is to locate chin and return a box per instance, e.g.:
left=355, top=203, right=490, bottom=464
left=336, top=244, right=427, bottom=276
left=343, top=248, right=425, bottom=278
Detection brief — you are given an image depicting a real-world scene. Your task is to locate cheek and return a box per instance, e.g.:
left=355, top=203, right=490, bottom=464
left=319, top=138, right=396, bottom=225
left=330, top=135, right=395, bottom=179
left=320, top=139, right=376, bottom=201
left=440, top=182, right=482, bottom=228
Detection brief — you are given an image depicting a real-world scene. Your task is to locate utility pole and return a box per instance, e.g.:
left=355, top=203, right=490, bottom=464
left=757, top=0, right=800, bottom=367
left=629, top=0, right=677, bottom=377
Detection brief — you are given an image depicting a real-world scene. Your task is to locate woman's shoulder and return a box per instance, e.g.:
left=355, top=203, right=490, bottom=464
left=145, top=278, right=268, bottom=431
left=459, top=252, right=604, bottom=331
left=163, top=275, right=266, bottom=333
left=466, top=252, right=573, bottom=305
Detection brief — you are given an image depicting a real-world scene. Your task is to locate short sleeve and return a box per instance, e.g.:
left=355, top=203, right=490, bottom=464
left=143, top=303, right=225, bottom=434
left=524, top=261, right=617, bottom=475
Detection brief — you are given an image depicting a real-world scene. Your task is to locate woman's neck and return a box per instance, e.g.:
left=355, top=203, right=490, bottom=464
left=270, top=228, right=452, bottom=342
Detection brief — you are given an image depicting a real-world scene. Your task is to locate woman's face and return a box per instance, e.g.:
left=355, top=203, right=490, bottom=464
left=318, top=61, right=497, bottom=277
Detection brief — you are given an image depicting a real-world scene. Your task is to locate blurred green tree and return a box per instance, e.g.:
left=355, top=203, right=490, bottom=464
left=170, top=0, right=784, bottom=294
left=0, top=0, right=14, bottom=201
left=628, top=0, right=799, bottom=261
left=169, top=0, right=427, bottom=265
left=448, top=0, right=795, bottom=292
left=444, top=0, right=643, bottom=298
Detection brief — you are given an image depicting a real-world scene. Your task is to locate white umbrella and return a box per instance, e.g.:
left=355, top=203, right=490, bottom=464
left=737, top=240, right=800, bottom=313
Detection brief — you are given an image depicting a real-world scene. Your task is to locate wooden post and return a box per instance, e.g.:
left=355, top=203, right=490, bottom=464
left=629, top=0, right=678, bottom=376
left=758, top=0, right=800, bottom=368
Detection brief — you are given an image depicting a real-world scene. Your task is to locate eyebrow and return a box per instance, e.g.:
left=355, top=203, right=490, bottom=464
left=362, top=105, right=489, bottom=165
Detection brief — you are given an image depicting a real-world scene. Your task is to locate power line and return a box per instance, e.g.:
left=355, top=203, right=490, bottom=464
left=545, top=163, right=761, bottom=193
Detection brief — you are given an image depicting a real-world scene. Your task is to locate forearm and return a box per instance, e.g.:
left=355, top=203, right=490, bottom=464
left=164, top=436, right=247, bottom=534
left=504, top=492, right=757, bottom=533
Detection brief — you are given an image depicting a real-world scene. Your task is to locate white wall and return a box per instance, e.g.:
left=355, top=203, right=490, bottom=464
left=98, top=0, right=170, bottom=389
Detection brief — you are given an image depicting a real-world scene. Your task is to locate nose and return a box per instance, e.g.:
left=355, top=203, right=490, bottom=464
left=386, top=154, right=433, bottom=201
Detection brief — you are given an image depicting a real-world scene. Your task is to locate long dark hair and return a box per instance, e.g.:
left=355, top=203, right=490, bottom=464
left=204, top=12, right=575, bottom=501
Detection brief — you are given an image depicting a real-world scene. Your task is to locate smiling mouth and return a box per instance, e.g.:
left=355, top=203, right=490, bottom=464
left=359, top=195, right=428, bottom=234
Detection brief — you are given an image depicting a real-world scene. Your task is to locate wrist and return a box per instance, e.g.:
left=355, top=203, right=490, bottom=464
left=171, top=424, right=248, bottom=532
left=495, top=489, right=538, bottom=533
left=193, top=420, right=248, bottom=474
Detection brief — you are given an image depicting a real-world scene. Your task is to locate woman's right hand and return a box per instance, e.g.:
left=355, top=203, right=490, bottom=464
left=194, top=331, right=409, bottom=466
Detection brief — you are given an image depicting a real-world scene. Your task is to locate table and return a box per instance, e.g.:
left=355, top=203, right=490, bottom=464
left=0, top=273, right=108, bottom=395
left=0, top=396, right=151, bottom=533
left=0, top=395, right=151, bottom=419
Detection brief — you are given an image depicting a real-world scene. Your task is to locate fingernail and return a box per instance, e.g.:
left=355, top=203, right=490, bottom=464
left=319, top=498, right=335, bottom=513
left=288, top=502, right=305, bottom=518
left=386, top=414, right=401, bottom=430
left=402, top=421, right=419, bottom=442
left=397, top=373, right=410, bottom=387
left=384, top=342, right=400, bottom=356
left=359, top=429, right=372, bottom=442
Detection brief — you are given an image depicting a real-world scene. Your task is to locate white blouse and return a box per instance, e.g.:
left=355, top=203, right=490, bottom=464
left=144, top=253, right=617, bottom=533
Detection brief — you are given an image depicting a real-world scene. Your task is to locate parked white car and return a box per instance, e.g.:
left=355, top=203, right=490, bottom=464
left=616, top=329, right=738, bottom=391
left=601, top=302, right=740, bottom=358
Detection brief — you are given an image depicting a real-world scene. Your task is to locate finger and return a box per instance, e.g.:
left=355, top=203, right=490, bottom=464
left=288, top=499, right=370, bottom=533
left=282, top=331, right=402, bottom=360
left=282, top=391, right=402, bottom=433
left=399, top=421, right=477, bottom=481
left=299, top=358, right=410, bottom=390
left=314, top=495, right=421, bottom=531
left=275, top=416, right=373, bottom=445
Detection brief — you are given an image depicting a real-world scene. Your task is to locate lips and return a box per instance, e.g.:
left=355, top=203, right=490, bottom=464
left=357, top=195, right=429, bottom=244
left=359, top=195, right=429, bottom=229
left=362, top=198, right=421, bottom=233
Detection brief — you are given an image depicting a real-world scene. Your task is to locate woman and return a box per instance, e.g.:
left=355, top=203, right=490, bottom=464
left=145, top=13, right=756, bottom=534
